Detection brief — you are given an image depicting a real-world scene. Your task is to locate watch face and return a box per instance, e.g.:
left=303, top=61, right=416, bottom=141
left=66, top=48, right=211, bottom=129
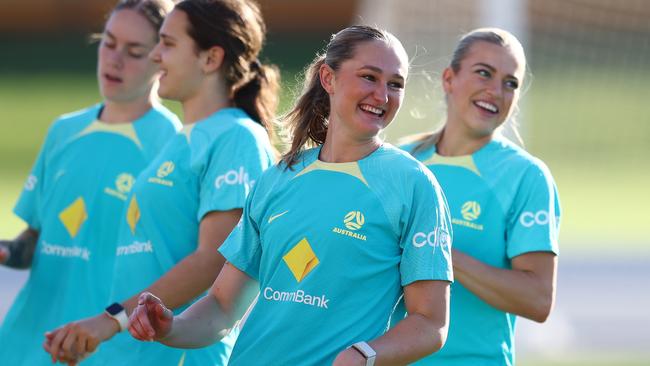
left=106, top=302, right=125, bottom=315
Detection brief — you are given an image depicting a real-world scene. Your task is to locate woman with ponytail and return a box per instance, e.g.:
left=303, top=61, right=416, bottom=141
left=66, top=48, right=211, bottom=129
left=128, top=25, right=453, bottom=366
left=44, top=1, right=279, bottom=365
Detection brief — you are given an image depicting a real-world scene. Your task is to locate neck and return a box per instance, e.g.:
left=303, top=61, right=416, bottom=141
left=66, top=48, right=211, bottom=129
left=100, top=92, right=155, bottom=124
left=319, top=123, right=381, bottom=163
left=181, top=78, right=232, bottom=125
left=436, top=119, right=493, bottom=156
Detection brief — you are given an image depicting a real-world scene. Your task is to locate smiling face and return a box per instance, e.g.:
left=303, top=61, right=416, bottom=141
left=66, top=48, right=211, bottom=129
left=321, top=39, right=408, bottom=141
left=97, top=9, right=159, bottom=103
left=443, top=41, right=525, bottom=138
left=148, top=9, right=206, bottom=102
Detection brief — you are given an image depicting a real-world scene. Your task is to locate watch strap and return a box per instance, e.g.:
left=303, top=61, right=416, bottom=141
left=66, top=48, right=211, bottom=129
left=104, top=303, right=128, bottom=332
left=351, top=341, right=376, bottom=366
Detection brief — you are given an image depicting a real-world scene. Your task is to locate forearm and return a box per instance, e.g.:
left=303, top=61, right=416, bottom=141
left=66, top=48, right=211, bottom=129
left=453, top=249, right=555, bottom=322
left=0, top=228, right=39, bottom=269
left=369, top=312, right=448, bottom=365
left=123, top=249, right=225, bottom=313
left=160, top=293, right=233, bottom=348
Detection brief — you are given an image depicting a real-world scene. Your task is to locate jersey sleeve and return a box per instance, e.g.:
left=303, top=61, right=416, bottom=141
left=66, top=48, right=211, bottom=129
left=197, top=128, right=271, bottom=221
left=398, top=169, right=454, bottom=286
left=506, top=162, right=561, bottom=258
left=218, top=181, right=263, bottom=281
left=13, top=123, right=58, bottom=230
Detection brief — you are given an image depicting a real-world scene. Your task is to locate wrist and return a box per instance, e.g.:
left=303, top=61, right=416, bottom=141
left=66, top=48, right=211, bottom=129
left=104, top=302, right=128, bottom=333
left=349, top=341, right=376, bottom=366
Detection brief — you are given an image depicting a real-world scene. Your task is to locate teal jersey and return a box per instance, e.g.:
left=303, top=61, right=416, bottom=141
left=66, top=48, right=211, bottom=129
left=0, top=104, right=181, bottom=366
left=219, top=144, right=453, bottom=366
left=396, top=137, right=561, bottom=366
left=95, top=108, right=274, bottom=366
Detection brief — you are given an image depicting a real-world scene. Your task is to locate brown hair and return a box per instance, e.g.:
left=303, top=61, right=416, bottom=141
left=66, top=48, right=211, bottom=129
left=175, top=0, right=279, bottom=135
left=281, top=25, right=401, bottom=168
left=411, top=27, right=527, bottom=154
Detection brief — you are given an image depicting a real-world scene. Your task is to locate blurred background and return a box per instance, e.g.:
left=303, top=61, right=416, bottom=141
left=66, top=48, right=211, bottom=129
left=0, top=0, right=648, bottom=365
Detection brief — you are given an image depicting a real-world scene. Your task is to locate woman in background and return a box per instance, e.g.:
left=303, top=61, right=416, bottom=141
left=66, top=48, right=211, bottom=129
left=398, top=27, right=561, bottom=366
left=44, top=0, right=279, bottom=365
left=0, top=1, right=179, bottom=365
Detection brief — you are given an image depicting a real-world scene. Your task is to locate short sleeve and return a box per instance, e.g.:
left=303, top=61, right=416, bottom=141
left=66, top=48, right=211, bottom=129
left=506, top=163, right=561, bottom=258
left=197, top=128, right=271, bottom=221
left=13, top=125, right=57, bottom=230
left=399, top=169, right=454, bottom=286
left=218, top=183, right=263, bottom=281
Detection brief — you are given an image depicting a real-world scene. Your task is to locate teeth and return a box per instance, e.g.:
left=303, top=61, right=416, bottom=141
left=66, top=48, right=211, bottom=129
left=475, top=101, right=498, bottom=113
left=360, top=104, right=383, bottom=115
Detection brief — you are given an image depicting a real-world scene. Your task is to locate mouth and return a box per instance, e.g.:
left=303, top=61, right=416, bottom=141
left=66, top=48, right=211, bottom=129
left=159, top=68, right=168, bottom=79
left=473, top=100, right=499, bottom=115
left=103, top=73, right=123, bottom=83
left=358, top=103, right=386, bottom=118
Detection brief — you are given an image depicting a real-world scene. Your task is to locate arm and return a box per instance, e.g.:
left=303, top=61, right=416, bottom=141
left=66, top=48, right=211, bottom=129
left=129, top=262, right=252, bottom=348
left=0, top=228, right=39, bottom=269
left=333, top=280, right=450, bottom=366
left=452, top=249, right=557, bottom=322
left=45, top=209, right=241, bottom=362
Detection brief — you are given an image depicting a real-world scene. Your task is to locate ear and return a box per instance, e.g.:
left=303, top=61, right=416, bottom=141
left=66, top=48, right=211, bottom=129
left=319, top=63, right=335, bottom=94
left=442, top=66, right=454, bottom=95
left=201, top=45, right=225, bottom=74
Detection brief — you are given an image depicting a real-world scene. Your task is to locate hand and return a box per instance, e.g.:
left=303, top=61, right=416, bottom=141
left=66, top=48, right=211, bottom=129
left=332, top=347, right=367, bottom=366
left=43, top=314, right=120, bottom=364
left=128, top=292, right=173, bottom=341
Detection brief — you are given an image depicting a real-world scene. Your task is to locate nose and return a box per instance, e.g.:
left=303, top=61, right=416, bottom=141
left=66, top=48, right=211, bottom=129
left=149, top=42, right=162, bottom=63
left=486, top=79, right=503, bottom=99
left=372, top=83, right=389, bottom=105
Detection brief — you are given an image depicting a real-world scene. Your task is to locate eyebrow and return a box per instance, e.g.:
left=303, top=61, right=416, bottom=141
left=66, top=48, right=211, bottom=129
left=105, top=30, right=150, bottom=49
left=472, top=62, right=519, bottom=81
left=360, top=65, right=405, bottom=82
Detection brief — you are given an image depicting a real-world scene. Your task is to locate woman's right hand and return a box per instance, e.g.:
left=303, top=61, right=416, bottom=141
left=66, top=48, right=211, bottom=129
left=128, top=292, right=174, bottom=341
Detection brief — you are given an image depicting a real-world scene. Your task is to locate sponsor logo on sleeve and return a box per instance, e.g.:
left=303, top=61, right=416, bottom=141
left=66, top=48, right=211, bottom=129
left=519, top=210, right=551, bottom=228
left=24, top=174, right=37, bottom=191
left=412, top=227, right=450, bottom=249
left=215, top=167, right=255, bottom=189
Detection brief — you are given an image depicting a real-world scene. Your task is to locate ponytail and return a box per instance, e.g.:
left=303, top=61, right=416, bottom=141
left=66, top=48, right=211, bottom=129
left=281, top=56, right=330, bottom=168
left=233, top=60, right=281, bottom=135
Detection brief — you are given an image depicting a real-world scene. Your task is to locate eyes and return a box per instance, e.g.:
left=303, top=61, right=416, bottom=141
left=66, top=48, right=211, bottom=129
left=360, top=73, right=405, bottom=90
left=475, top=68, right=519, bottom=90
left=101, top=35, right=151, bottom=59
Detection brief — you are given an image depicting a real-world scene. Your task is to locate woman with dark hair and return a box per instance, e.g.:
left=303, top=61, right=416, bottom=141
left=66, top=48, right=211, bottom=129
left=398, top=28, right=561, bottom=366
left=44, top=0, right=279, bottom=365
left=0, top=1, right=180, bottom=365
left=129, top=25, right=453, bottom=366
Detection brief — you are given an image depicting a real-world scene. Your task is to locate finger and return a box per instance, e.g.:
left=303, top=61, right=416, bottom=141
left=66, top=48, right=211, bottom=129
left=48, top=326, right=69, bottom=362
left=133, top=306, right=155, bottom=340
left=128, top=307, right=150, bottom=340
left=60, top=330, right=79, bottom=362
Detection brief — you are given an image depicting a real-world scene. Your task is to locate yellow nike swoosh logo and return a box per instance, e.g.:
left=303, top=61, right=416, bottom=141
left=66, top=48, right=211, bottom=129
left=268, top=210, right=289, bottom=224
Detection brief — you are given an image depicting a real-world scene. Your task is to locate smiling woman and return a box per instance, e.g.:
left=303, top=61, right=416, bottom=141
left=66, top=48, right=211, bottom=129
left=398, top=28, right=561, bottom=366
left=0, top=1, right=180, bottom=365
left=126, top=25, right=453, bottom=366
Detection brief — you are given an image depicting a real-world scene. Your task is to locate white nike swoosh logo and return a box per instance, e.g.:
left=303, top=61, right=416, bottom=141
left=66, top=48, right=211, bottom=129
left=268, top=210, right=289, bottom=224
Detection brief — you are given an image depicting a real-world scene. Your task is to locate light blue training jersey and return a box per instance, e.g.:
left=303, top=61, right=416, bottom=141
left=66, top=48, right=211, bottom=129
left=0, top=104, right=181, bottom=366
left=220, top=144, right=453, bottom=366
left=95, top=108, right=275, bottom=366
left=396, top=137, right=561, bottom=366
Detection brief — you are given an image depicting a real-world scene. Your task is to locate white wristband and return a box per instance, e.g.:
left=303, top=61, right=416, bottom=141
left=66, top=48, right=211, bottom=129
left=350, top=341, right=376, bottom=366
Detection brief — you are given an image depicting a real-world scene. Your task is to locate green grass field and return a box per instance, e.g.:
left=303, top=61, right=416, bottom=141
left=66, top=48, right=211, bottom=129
left=1, top=71, right=649, bottom=250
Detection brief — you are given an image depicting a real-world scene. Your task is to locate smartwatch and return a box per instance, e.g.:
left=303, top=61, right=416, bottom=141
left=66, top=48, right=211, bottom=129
left=104, top=302, right=128, bottom=332
left=350, top=341, right=376, bottom=366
